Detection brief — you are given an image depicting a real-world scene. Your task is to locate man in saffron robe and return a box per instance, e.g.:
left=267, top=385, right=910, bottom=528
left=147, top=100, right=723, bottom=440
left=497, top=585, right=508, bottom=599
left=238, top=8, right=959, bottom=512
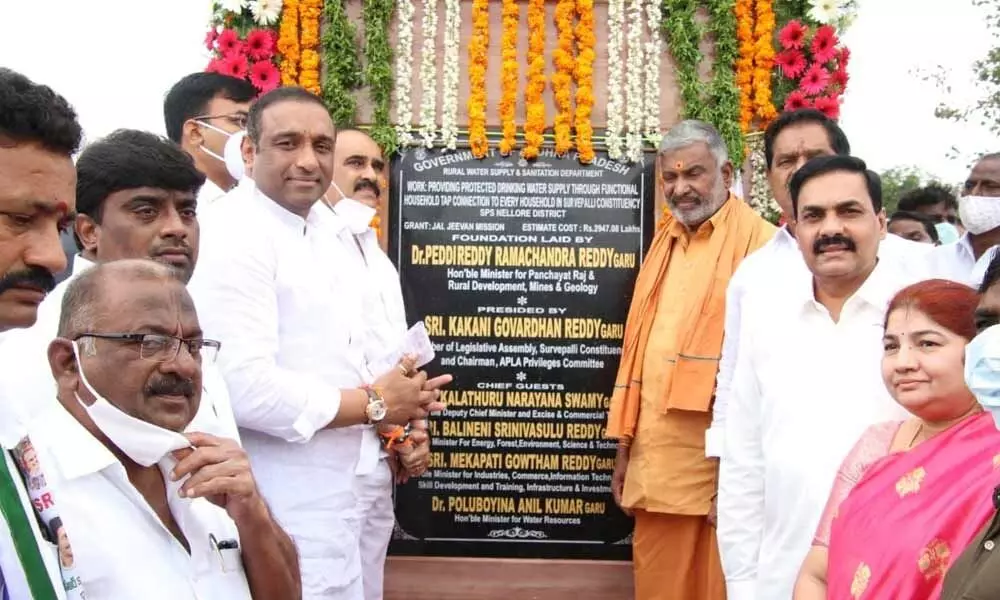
left=607, top=120, right=775, bottom=599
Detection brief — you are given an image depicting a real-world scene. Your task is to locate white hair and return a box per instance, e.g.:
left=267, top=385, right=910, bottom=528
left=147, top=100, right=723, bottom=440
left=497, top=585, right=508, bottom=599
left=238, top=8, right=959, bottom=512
left=657, top=120, right=729, bottom=168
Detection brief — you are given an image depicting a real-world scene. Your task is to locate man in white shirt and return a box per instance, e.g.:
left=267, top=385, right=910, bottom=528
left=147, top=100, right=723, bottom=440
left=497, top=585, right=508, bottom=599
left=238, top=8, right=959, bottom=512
left=717, top=155, right=916, bottom=600
left=0, top=129, right=240, bottom=441
left=164, top=73, right=257, bottom=207
left=34, top=259, right=299, bottom=599
left=190, top=86, right=447, bottom=600
left=323, top=129, right=433, bottom=599
left=931, top=154, right=1000, bottom=287
left=0, top=67, right=84, bottom=600
left=708, top=109, right=930, bottom=459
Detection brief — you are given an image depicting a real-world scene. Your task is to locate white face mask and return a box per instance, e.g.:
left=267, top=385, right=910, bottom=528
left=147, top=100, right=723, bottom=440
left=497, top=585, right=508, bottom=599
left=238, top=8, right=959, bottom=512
left=324, top=182, right=377, bottom=234
left=958, top=195, right=1000, bottom=235
left=197, top=121, right=247, bottom=182
left=71, top=342, right=193, bottom=467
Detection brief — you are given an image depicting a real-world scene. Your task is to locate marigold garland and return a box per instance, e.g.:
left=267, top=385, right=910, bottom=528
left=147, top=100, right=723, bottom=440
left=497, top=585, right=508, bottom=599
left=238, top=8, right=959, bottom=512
left=277, top=0, right=300, bottom=85
left=574, top=0, right=596, bottom=164
left=498, top=0, right=519, bottom=155
left=751, top=0, right=777, bottom=125
left=552, top=0, right=576, bottom=156
left=522, top=0, right=546, bottom=160
left=735, top=0, right=755, bottom=132
left=297, top=0, right=322, bottom=94
left=467, top=0, right=490, bottom=158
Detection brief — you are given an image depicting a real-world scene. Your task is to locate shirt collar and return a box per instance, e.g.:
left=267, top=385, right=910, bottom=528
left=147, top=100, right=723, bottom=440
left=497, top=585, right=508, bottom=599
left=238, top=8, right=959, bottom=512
left=196, top=178, right=226, bottom=206
left=251, top=184, right=328, bottom=233
left=71, top=254, right=96, bottom=277
left=955, top=232, right=975, bottom=259
left=38, top=404, right=118, bottom=481
left=794, top=254, right=900, bottom=317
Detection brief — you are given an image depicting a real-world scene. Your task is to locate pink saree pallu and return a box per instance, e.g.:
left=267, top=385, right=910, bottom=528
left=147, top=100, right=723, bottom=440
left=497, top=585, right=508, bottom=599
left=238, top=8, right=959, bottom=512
left=827, top=413, right=1000, bottom=599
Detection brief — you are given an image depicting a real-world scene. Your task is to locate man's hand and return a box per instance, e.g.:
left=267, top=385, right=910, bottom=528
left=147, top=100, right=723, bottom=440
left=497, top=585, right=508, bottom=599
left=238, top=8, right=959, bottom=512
left=611, top=443, right=632, bottom=517
left=374, top=356, right=429, bottom=424
left=171, top=432, right=265, bottom=522
left=397, top=428, right=430, bottom=481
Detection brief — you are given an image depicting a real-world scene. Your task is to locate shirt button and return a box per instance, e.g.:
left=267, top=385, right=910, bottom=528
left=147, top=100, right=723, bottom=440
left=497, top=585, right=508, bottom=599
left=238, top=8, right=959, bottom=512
left=986, top=540, right=995, bottom=551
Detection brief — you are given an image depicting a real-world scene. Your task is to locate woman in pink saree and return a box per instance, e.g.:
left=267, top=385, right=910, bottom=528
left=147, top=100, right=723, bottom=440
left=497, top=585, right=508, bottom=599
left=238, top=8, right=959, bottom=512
left=794, top=279, right=1000, bottom=599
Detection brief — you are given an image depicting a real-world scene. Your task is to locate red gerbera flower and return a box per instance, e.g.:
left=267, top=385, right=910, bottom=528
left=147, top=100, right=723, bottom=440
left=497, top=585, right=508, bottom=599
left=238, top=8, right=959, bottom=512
left=811, top=25, right=839, bottom=64
left=837, top=46, right=851, bottom=68
left=799, top=63, right=831, bottom=96
left=205, top=58, right=224, bottom=74
left=217, top=29, right=243, bottom=58
left=220, top=54, right=249, bottom=80
left=779, top=20, right=808, bottom=50
left=245, top=29, right=275, bottom=61
left=775, top=49, right=808, bottom=79
left=784, top=90, right=811, bottom=112
left=249, top=61, right=280, bottom=93
left=831, top=67, right=850, bottom=91
left=813, top=95, right=841, bottom=120
left=204, top=28, right=219, bottom=51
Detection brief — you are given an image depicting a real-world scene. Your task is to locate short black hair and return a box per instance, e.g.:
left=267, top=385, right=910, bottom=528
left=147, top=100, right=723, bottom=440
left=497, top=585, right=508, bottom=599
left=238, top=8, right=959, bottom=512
left=889, top=210, right=940, bottom=243
left=163, top=73, right=257, bottom=143
left=0, top=68, right=82, bottom=155
left=247, top=86, right=329, bottom=144
left=897, top=183, right=958, bottom=212
left=789, top=155, right=883, bottom=216
left=75, top=129, right=205, bottom=247
left=764, top=108, right=850, bottom=170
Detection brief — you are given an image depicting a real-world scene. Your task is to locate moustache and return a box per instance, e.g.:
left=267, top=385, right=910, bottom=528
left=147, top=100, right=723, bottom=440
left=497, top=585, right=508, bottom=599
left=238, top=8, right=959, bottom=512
left=355, top=179, right=380, bottom=197
left=0, top=267, right=56, bottom=296
left=669, top=194, right=703, bottom=207
left=145, top=376, right=196, bottom=399
left=813, top=234, right=857, bottom=254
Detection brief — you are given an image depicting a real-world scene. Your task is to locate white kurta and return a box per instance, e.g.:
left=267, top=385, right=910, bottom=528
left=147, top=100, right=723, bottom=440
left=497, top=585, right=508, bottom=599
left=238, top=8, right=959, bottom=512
left=189, top=185, right=379, bottom=599
left=716, top=257, right=921, bottom=600
left=25, top=404, right=253, bottom=600
left=707, top=231, right=934, bottom=458
left=0, top=255, right=240, bottom=443
left=930, top=232, right=996, bottom=288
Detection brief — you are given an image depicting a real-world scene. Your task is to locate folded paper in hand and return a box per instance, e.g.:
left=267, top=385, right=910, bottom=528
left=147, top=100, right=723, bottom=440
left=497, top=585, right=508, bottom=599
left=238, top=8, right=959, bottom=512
left=370, top=322, right=436, bottom=375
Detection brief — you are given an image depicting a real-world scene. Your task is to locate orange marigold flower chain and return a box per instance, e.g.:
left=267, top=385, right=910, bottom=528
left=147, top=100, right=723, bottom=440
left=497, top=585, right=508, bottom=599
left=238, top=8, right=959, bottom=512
left=574, top=0, right=596, bottom=164
left=552, top=0, right=576, bottom=156
left=735, top=0, right=756, bottom=132
left=278, top=0, right=301, bottom=86
left=522, top=0, right=546, bottom=160
left=498, top=0, right=519, bottom=155
left=751, top=0, right=777, bottom=125
left=467, top=0, right=490, bottom=158
left=298, top=0, right=323, bottom=95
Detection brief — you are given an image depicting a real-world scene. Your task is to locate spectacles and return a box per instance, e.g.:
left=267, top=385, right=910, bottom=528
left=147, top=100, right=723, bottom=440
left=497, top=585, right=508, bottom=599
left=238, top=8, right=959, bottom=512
left=193, top=112, right=248, bottom=129
left=74, top=333, right=221, bottom=363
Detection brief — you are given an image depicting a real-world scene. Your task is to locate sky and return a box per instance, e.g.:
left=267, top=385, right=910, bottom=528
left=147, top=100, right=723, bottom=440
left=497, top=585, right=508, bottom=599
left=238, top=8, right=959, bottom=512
left=1, top=0, right=994, bottom=185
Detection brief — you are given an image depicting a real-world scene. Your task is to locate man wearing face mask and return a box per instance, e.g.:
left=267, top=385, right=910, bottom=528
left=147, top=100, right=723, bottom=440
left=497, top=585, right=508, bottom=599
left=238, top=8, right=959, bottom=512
left=941, top=249, right=1000, bottom=598
left=0, top=129, right=240, bottom=443
left=931, top=153, right=1000, bottom=287
left=718, top=156, right=919, bottom=600
left=190, top=87, right=450, bottom=600
left=0, top=67, right=82, bottom=600
left=164, top=73, right=256, bottom=207
left=25, top=259, right=300, bottom=599
left=322, top=129, right=433, bottom=598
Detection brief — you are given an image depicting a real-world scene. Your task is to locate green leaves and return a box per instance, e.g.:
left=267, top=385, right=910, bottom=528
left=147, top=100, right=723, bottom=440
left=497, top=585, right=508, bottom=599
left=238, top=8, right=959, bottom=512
left=322, top=0, right=363, bottom=127
left=364, top=0, right=398, bottom=154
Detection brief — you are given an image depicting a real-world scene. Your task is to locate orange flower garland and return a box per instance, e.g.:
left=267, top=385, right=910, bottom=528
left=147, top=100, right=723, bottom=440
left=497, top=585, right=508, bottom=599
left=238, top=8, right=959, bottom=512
left=752, top=0, right=777, bottom=125
left=298, top=0, right=322, bottom=94
left=522, top=0, right=546, bottom=160
left=735, top=0, right=755, bottom=132
left=574, top=0, right=596, bottom=163
left=277, top=0, right=300, bottom=86
left=467, top=0, right=490, bottom=158
left=552, top=0, right=575, bottom=156
left=498, top=0, right=519, bottom=155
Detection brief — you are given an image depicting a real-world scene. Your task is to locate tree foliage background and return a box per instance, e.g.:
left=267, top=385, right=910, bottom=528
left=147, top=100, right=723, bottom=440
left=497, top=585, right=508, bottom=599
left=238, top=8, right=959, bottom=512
left=879, top=166, right=954, bottom=215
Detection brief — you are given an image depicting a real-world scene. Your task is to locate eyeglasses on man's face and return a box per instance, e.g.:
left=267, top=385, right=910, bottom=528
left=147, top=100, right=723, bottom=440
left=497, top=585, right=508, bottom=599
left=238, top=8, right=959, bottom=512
left=74, top=332, right=221, bottom=363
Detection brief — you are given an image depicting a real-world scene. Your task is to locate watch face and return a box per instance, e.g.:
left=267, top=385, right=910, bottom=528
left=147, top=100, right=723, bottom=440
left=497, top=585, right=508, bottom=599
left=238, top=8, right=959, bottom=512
left=370, top=400, right=388, bottom=421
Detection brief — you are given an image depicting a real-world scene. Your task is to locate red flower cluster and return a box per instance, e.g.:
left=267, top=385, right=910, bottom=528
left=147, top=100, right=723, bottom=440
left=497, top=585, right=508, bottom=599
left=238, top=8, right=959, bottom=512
left=774, top=20, right=850, bottom=120
left=205, top=28, right=280, bottom=93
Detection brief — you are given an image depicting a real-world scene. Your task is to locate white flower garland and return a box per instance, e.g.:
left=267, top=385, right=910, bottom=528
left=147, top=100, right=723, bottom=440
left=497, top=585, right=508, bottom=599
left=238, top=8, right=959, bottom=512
left=394, top=0, right=416, bottom=147
left=746, top=134, right=782, bottom=223
left=605, top=0, right=626, bottom=161
left=624, top=0, right=645, bottom=162
left=642, top=0, right=662, bottom=147
left=418, top=0, right=439, bottom=148
left=440, top=0, right=460, bottom=150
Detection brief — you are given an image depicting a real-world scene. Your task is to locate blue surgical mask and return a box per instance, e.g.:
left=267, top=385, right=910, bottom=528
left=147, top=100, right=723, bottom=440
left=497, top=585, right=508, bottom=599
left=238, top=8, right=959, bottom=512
left=965, top=324, right=1000, bottom=429
left=935, top=221, right=960, bottom=245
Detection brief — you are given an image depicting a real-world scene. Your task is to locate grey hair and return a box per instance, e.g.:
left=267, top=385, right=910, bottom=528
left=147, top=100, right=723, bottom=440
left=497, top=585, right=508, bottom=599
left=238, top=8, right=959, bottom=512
left=57, top=259, right=178, bottom=343
left=657, top=120, right=729, bottom=168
